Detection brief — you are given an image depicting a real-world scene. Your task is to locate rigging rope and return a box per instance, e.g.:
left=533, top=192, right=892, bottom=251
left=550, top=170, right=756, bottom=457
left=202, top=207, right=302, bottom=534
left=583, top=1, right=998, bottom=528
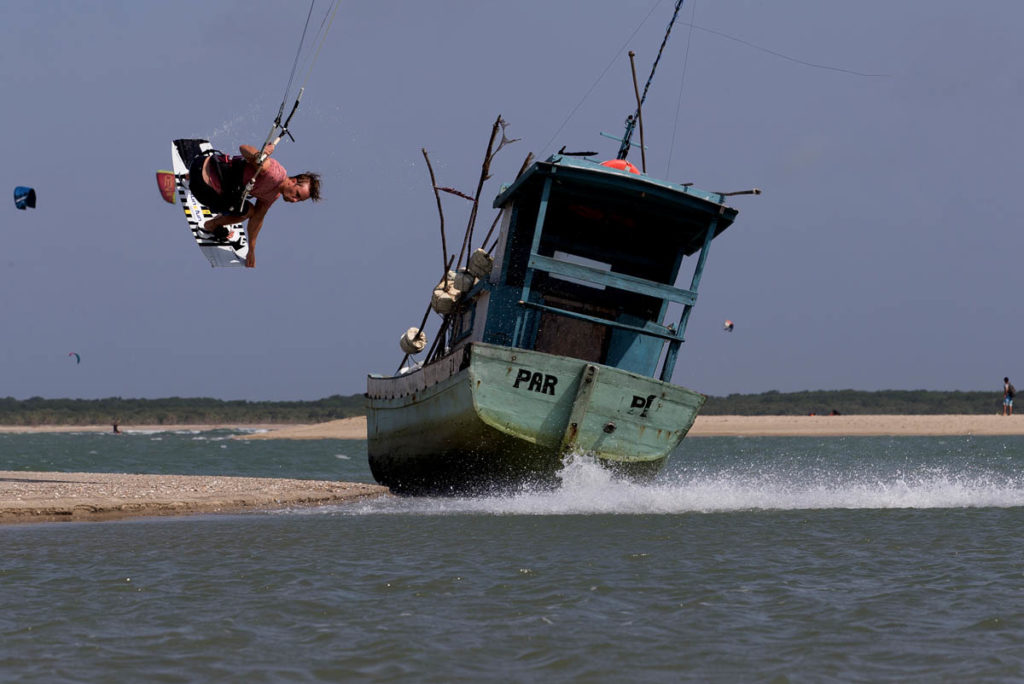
left=617, top=0, right=685, bottom=160
left=540, top=0, right=664, bottom=156
left=666, top=0, right=697, bottom=177
left=639, top=0, right=684, bottom=111
left=544, top=0, right=885, bottom=164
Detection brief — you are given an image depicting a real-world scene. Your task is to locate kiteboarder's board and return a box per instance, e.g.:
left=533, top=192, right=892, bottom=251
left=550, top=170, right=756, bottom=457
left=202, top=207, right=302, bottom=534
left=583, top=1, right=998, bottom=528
left=170, top=139, right=248, bottom=267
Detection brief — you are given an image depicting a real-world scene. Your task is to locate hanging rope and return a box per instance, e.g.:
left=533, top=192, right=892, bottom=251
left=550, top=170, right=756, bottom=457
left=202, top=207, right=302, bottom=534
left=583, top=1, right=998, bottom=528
left=540, top=0, right=664, bottom=157
left=666, top=0, right=697, bottom=177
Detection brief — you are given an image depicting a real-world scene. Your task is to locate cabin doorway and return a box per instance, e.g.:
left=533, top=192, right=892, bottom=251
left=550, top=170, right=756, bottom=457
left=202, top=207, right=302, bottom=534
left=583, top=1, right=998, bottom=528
left=533, top=294, right=611, bottom=363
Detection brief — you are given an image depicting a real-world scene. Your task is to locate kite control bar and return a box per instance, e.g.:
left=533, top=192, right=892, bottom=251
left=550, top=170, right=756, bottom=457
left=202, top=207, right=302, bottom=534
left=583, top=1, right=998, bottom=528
left=264, top=87, right=303, bottom=159
left=237, top=87, right=304, bottom=209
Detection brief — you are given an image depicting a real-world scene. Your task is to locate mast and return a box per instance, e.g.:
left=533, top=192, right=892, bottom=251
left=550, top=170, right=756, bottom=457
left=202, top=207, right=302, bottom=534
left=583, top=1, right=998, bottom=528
left=616, top=0, right=686, bottom=161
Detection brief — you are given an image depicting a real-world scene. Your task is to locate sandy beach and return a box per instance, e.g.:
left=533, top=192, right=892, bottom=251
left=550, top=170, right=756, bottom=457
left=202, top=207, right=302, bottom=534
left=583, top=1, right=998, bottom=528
left=0, top=471, right=389, bottom=524
left=5, top=415, right=1024, bottom=440
left=240, top=415, right=1024, bottom=439
left=687, top=414, right=1024, bottom=437
left=238, top=419, right=369, bottom=440
left=0, top=424, right=297, bottom=435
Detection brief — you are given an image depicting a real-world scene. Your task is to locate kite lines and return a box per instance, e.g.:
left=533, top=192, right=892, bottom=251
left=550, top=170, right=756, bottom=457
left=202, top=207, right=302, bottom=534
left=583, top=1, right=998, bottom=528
left=239, top=0, right=342, bottom=208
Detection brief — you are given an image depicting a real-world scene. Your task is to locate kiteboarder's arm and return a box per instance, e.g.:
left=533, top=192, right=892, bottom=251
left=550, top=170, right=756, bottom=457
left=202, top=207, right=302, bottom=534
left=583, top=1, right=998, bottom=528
left=240, top=143, right=275, bottom=171
left=244, top=197, right=274, bottom=268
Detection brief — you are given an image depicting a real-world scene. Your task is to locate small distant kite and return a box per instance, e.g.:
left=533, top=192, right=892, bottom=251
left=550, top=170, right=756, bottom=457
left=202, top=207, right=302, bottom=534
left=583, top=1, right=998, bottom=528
left=155, top=170, right=176, bottom=204
left=723, top=320, right=734, bottom=332
left=68, top=352, right=80, bottom=364
left=14, top=186, right=36, bottom=210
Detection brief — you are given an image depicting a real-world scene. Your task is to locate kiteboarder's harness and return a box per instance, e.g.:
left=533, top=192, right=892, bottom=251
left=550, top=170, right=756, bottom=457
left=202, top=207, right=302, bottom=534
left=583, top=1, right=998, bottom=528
left=187, top=152, right=252, bottom=218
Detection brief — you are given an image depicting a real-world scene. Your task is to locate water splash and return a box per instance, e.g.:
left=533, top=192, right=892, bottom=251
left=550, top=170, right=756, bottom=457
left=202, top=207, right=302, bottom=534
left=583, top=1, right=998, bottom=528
left=207, top=104, right=264, bottom=145
left=335, top=446, right=1024, bottom=516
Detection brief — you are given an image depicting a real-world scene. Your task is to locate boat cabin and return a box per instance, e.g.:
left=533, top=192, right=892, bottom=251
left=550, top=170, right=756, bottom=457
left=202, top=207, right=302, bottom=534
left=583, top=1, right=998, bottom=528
left=446, top=154, right=737, bottom=383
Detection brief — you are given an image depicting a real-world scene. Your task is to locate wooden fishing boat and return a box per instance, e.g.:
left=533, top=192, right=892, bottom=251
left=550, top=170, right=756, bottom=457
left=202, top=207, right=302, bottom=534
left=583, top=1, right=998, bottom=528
left=367, top=1, right=752, bottom=494
left=367, top=152, right=743, bottom=494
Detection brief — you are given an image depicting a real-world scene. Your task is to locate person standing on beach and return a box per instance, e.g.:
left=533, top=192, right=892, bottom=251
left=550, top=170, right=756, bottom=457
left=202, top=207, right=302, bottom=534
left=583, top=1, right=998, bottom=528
left=1003, top=377, right=1015, bottom=416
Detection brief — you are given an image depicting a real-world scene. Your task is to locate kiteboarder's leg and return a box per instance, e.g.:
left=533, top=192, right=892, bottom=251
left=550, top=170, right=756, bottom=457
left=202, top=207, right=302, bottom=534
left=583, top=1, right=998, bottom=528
left=201, top=202, right=253, bottom=240
left=186, top=155, right=248, bottom=241
left=187, top=156, right=224, bottom=210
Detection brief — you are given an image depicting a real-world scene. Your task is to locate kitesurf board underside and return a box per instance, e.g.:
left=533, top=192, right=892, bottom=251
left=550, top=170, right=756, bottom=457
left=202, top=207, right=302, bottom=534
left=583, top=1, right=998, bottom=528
left=170, top=139, right=248, bottom=267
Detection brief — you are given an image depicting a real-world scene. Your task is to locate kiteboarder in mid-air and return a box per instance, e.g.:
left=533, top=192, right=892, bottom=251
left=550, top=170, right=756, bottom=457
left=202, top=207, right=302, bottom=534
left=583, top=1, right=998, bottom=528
left=186, top=142, right=321, bottom=268
left=170, top=0, right=339, bottom=268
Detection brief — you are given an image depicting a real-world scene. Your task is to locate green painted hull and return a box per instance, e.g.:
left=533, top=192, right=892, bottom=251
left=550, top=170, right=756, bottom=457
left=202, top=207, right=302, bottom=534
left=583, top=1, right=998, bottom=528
left=367, top=342, right=705, bottom=494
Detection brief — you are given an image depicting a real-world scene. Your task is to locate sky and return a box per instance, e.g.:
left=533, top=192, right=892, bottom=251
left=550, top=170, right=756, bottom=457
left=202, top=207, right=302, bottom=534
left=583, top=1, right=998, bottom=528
left=1, top=0, right=1022, bottom=401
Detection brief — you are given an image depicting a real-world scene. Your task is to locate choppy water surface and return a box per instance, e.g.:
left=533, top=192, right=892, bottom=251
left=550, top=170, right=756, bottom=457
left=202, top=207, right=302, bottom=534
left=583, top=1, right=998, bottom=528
left=2, top=431, right=1023, bottom=682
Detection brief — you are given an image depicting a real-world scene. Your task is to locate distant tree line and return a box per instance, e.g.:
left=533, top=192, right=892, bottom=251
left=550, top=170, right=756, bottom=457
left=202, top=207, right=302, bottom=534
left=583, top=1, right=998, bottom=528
left=0, top=390, right=1009, bottom=425
left=701, top=390, right=1005, bottom=416
left=0, top=395, right=366, bottom=426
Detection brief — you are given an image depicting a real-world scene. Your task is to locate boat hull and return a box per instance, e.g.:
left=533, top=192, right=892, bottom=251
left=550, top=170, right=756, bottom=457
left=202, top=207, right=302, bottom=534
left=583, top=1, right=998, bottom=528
left=366, top=343, right=705, bottom=494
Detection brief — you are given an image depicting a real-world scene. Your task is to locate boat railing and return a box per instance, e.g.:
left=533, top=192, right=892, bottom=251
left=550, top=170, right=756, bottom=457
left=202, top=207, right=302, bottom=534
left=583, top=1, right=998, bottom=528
left=517, top=250, right=691, bottom=346
left=527, top=253, right=696, bottom=306
left=518, top=300, right=679, bottom=342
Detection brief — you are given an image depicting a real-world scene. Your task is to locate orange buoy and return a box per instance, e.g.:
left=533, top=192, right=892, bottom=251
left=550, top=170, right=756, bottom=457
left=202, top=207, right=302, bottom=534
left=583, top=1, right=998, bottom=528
left=600, top=159, right=640, bottom=174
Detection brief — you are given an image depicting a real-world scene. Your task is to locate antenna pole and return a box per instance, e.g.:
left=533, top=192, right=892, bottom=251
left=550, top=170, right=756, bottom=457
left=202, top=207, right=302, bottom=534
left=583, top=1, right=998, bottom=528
left=617, top=0, right=686, bottom=160
left=628, top=51, right=647, bottom=173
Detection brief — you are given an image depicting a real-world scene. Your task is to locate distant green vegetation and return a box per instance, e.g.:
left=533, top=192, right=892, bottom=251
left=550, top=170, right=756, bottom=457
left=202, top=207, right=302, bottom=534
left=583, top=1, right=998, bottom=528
left=0, top=390, right=1007, bottom=425
left=701, top=390, right=1004, bottom=416
left=0, top=395, right=366, bottom=426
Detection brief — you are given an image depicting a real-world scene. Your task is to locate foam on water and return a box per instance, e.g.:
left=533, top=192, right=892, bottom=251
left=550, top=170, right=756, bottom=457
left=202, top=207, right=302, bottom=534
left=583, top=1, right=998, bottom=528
left=336, top=450, right=1024, bottom=516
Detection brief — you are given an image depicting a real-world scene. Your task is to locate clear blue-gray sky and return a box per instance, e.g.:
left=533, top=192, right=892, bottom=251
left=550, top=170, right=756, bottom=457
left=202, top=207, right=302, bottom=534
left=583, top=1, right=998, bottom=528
left=2, top=1, right=1020, bottom=400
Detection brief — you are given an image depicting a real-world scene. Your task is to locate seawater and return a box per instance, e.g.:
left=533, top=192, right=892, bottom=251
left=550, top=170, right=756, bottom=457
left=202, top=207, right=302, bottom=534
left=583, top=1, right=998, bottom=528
left=1, top=430, right=1023, bottom=682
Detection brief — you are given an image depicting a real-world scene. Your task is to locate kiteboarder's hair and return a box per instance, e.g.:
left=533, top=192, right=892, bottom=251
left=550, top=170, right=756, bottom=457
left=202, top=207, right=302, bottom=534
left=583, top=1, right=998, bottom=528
left=294, top=172, right=322, bottom=202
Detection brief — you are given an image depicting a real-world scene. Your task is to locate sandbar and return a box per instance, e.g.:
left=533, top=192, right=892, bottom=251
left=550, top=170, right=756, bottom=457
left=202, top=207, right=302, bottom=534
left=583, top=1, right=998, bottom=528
left=0, top=471, right=389, bottom=524
left=0, top=424, right=294, bottom=434
left=4, top=415, right=1024, bottom=440
left=238, top=418, right=367, bottom=440
left=688, top=414, right=1024, bottom=436
left=239, top=415, right=1024, bottom=439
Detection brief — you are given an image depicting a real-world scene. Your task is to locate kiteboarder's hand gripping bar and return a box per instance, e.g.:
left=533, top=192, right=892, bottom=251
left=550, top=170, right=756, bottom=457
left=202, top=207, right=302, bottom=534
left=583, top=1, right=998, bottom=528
left=239, top=88, right=304, bottom=208
left=256, top=88, right=303, bottom=166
